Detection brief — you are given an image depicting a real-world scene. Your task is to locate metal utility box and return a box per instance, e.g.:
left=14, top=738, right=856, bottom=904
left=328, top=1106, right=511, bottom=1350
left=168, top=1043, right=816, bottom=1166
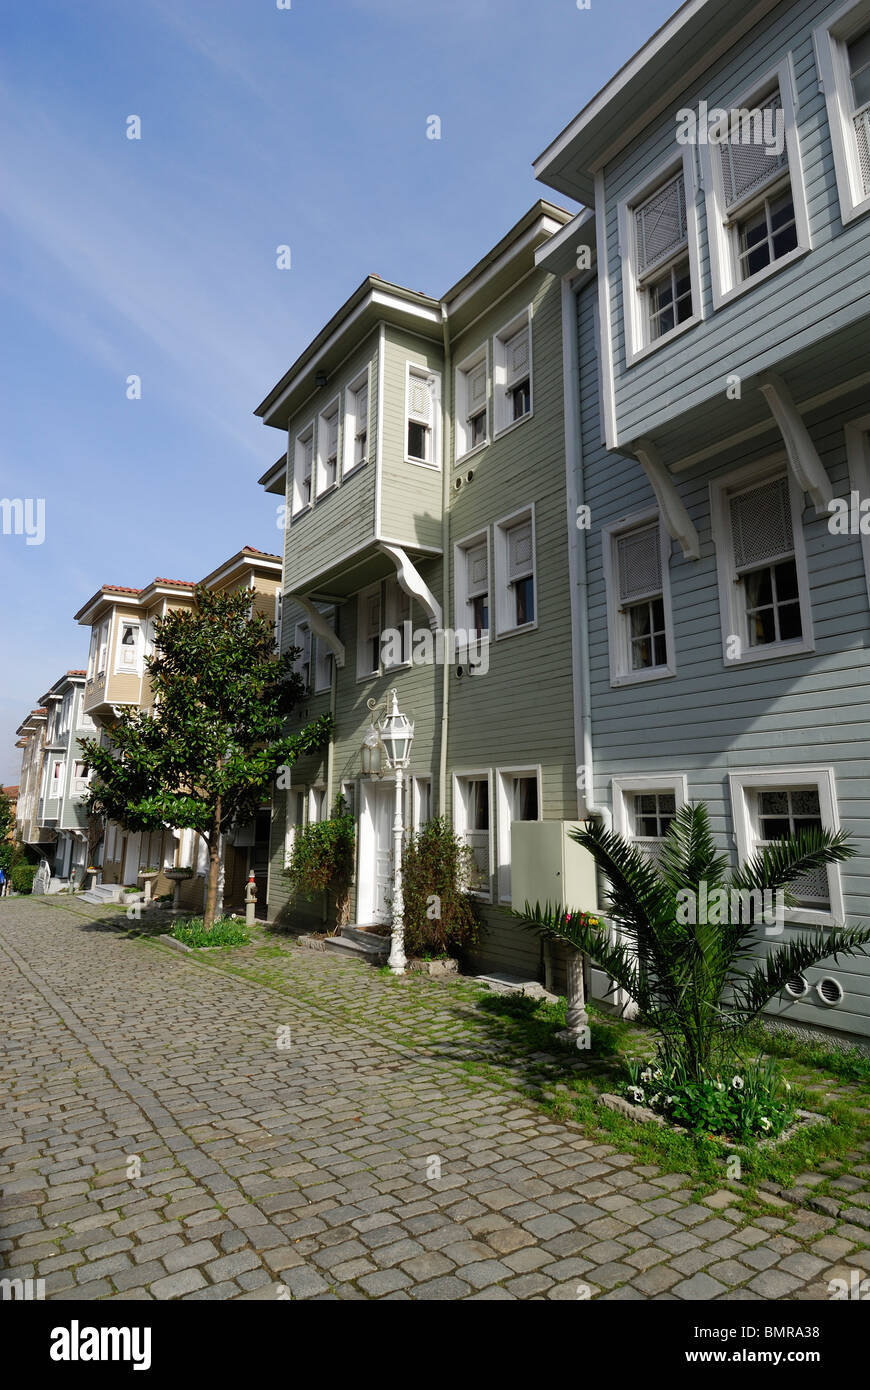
left=510, top=821, right=598, bottom=914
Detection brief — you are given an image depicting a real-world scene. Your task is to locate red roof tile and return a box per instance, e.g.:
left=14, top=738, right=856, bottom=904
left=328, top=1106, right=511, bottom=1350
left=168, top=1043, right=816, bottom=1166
left=67, top=669, right=86, bottom=676
left=153, top=578, right=197, bottom=588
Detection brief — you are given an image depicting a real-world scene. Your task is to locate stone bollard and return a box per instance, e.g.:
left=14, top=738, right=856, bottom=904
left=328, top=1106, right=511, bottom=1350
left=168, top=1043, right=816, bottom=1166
left=556, top=947, right=589, bottom=1047
left=245, top=871, right=257, bottom=927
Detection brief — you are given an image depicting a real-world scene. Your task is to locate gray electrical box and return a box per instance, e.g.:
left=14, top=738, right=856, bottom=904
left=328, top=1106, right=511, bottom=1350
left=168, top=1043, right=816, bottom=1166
left=510, top=821, right=598, bottom=915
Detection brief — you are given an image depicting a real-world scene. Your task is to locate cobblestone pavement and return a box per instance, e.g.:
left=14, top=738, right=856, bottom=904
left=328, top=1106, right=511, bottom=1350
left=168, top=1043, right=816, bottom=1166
left=1, top=897, right=868, bottom=1301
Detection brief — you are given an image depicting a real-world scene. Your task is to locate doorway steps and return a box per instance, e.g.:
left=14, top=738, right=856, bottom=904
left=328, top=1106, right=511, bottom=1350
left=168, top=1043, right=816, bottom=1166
left=77, top=884, right=127, bottom=906
left=322, top=923, right=391, bottom=963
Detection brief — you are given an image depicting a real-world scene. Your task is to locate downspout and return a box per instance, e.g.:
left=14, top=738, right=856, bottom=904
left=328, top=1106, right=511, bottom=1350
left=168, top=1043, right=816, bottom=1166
left=438, top=304, right=452, bottom=815
left=561, top=275, right=610, bottom=829
left=323, top=652, right=337, bottom=929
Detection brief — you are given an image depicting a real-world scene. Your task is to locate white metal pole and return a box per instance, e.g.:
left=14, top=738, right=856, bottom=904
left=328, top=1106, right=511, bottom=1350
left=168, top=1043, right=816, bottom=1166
left=388, top=760, right=407, bottom=974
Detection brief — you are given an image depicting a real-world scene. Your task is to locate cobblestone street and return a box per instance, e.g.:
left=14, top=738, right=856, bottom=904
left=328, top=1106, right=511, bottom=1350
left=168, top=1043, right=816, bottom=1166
left=1, top=896, right=868, bottom=1301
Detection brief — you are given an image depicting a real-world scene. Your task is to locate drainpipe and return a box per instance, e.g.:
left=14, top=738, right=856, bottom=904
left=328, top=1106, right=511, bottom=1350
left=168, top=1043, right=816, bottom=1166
left=323, top=646, right=338, bottom=929
left=438, top=304, right=452, bottom=816
left=561, top=275, right=609, bottom=830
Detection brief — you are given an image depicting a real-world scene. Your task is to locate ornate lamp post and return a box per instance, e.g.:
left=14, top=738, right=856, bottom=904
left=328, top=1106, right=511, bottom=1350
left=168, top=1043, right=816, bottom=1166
left=376, top=690, right=415, bottom=975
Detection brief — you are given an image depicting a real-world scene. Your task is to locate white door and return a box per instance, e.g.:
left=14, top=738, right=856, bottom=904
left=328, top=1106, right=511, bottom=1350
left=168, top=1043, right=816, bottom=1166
left=359, top=782, right=394, bottom=925
left=122, top=832, right=141, bottom=885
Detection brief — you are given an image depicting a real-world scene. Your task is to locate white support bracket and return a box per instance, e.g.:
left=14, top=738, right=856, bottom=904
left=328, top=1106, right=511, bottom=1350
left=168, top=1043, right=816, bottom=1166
left=633, top=439, right=701, bottom=560
left=378, top=542, right=443, bottom=630
left=758, top=372, right=832, bottom=515
left=292, top=595, right=346, bottom=667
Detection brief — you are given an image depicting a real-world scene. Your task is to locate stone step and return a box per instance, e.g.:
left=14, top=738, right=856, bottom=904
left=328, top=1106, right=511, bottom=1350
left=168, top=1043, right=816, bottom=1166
left=323, top=933, right=389, bottom=962
left=341, top=924, right=392, bottom=949
left=77, top=884, right=126, bottom=905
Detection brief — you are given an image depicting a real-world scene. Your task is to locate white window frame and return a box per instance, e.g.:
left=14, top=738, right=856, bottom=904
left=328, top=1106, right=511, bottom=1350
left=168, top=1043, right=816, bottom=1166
left=343, top=366, right=371, bottom=477
left=493, top=308, right=532, bottom=438
left=710, top=455, right=814, bottom=667
left=453, top=770, right=493, bottom=901
left=496, top=765, right=542, bottom=904
left=455, top=344, right=489, bottom=460
left=815, top=0, right=870, bottom=225
left=383, top=577, right=412, bottom=670
left=618, top=148, right=703, bottom=365
left=845, top=411, right=870, bottom=611
left=114, top=620, right=142, bottom=676
left=453, top=528, right=491, bottom=647
left=308, top=785, right=327, bottom=825
left=316, top=396, right=341, bottom=498
left=313, top=607, right=335, bottom=693
left=273, top=591, right=283, bottom=654
left=700, top=59, right=811, bottom=311
left=411, top=776, right=432, bottom=830
left=728, top=767, right=845, bottom=927
left=493, top=504, right=537, bottom=639
left=404, top=363, right=441, bottom=470
left=72, top=761, right=90, bottom=799
left=97, top=620, right=110, bottom=676
left=602, top=510, right=676, bottom=686
left=284, top=787, right=307, bottom=867
left=293, top=621, right=312, bottom=691
left=291, top=421, right=315, bottom=517
left=356, top=581, right=382, bottom=680
left=612, top=773, right=689, bottom=852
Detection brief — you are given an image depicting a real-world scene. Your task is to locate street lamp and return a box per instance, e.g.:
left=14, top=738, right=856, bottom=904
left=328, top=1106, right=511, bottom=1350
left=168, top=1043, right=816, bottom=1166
left=377, top=689, right=415, bottom=975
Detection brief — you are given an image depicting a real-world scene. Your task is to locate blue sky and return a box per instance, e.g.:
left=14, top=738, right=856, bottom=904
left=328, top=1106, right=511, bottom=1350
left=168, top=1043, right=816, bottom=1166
left=0, top=0, right=676, bottom=783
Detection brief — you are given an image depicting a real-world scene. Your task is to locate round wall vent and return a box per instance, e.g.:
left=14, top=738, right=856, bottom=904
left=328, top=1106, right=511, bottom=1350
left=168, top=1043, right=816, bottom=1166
left=456, top=665, right=464, bottom=679
left=466, top=470, right=474, bottom=483
left=785, top=974, right=809, bottom=998
left=454, top=478, right=463, bottom=491
left=817, top=976, right=844, bottom=1006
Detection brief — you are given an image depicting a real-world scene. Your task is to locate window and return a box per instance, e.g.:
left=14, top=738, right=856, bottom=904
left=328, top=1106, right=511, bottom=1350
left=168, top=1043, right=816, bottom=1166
left=97, top=621, right=109, bottom=675
left=317, top=400, right=340, bottom=496
left=711, top=464, right=813, bottom=664
left=313, top=608, right=335, bottom=693
left=612, top=775, right=689, bottom=866
left=454, top=774, right=491, bottom=897
left=115, top=621, right=141, bottom=675
left=383, top=578, right=411, bottom=668
left=406, top=366, right=439, bottom=466
left=816, top=2, right=870, bottom=223
left=72, top=762, right=90, bottom=797
left=729, top=768, right=844, bottom=926
left=620, top=154, right=701, bottom=361
left=357, top=583, right=382, bottom=678
left=274, top=591, right=283, bottom=653
left=494, top=508, right=536, bottom=636
left=292, top=423, right=314, bottom=514
left=496, top=767, right=541, bottom=902
left=293, top=622, right=311, bottom=691
left=284, top=788, right=306, bottom=866
left=456, top=348, right=488, bottom=458
left=604, top=515, right=675, bottom=685
left=87, top=626, right=98, bottom=679
left=454, top=532, right=489, bottom=640
left=412, top=777, right=432, bottom=830
left=344, top=369, right=370, bottom=474
left=308, top=786, right=326, bottom=824
left=701, top=66, right=809, bottom=307
left=494, top=312, right=532, bottom=434
left=341, top=781, right=357, bottom=818
left=52, top=759, right=64, bottom=786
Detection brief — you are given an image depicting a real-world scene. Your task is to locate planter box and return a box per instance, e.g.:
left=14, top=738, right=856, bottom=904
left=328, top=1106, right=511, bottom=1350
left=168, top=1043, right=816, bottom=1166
left=408, top=957, right=458, bottom=977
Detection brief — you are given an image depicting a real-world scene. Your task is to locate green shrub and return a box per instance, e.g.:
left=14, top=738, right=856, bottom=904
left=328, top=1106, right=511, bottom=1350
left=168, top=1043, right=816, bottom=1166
left=171, top=916, right=249, bottom=947
left=11, top=864, right=37, bottom=895
left=622, top=1055, right=795, bottom=1142
left=284, top=808, right=355, bottom=925
left=401, top=817, right=479, bottom=959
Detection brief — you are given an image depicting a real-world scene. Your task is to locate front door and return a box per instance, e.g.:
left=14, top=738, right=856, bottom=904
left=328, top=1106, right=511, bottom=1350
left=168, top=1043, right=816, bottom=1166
left=359, top=781, right=393, bottom=925
left=122, top=831, right=141, bottom=885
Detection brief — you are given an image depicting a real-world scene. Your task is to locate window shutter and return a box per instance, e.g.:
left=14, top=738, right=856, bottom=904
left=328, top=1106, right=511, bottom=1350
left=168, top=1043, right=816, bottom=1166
left=729, top=476, right=793, bottom=571
left=467, top=361, right=487, bottom=412
left=719, top=93, right=788, bottom=211
left=467, top=542, right=488, bottom=596
left=504, top=327, right=529, bottom=387
left=408, top=372, right=433, bottom=425
left=507, top=521, right=532, bottom=580
left=634, top=172, right=687, bottom=276
left=616, top=524, right=661, bottom=605
left=365, top=591, right=381, bottom=641
left=327, top=412, right=338, bottom=456
left=356, top=384, right=368, bottom=429
left=853, top=110, right=870, bottom=195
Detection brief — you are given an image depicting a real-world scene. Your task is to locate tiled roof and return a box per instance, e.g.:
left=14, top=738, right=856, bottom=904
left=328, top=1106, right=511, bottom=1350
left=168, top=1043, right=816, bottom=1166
left=153, top=578, right=197, bottom=587
left=241, top=546, right=281, bottom=561
left=2, top=786, right=18, bottom=796
left=67, top=669, right=86, bottom=676
left=102, top=584, right=142, bottom=596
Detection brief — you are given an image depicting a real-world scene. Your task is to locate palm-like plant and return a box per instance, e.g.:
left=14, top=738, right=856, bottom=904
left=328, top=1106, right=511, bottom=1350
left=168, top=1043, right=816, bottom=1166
left=516, top=803, right=870, bottom=1081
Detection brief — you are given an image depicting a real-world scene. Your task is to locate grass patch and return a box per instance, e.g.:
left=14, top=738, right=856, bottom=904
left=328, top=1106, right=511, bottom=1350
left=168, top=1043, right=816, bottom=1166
left=171, top=915, right=249, bottom=948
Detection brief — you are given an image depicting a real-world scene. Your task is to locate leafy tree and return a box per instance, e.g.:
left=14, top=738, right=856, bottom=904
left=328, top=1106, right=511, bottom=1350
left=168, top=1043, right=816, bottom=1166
left=81, top=585, right=332, bottom=929
left=516, top=803, right=870, bottom=1080
left=0, top=788, right=14, bottom=875
left=401, top=817, right=479, bottom=958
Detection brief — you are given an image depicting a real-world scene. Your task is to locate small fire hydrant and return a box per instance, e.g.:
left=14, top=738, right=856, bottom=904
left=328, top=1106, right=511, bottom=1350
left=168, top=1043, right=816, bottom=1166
left=245, top=871, right=257, bottom=927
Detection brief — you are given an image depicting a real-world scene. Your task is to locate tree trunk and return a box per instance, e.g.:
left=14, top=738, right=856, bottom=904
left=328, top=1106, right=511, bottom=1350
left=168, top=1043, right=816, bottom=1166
left=203, top=804, right=222, bottom=930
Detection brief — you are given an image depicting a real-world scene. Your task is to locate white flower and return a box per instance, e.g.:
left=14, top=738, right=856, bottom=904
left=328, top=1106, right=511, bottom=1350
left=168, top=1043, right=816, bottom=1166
left=760, top=1116, right=771, bottom=1131
left=731, top=1075, right=744, bottom=1090
left=784, top=1081, right=792, bottom=1092
left=664, top=1095, right=677, bottom=1106
left=640, top=1068, right=653, bottom=1083
left=628, top=1085, right=645, bottom=1102
left=653, top=1069, right=663, bottom=1081
left=650, top=1093, right=662, bottom=1107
